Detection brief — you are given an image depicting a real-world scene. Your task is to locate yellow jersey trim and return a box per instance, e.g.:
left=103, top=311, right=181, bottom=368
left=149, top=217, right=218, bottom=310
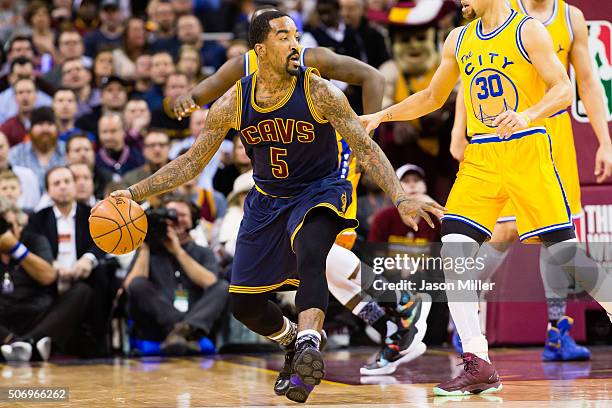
left=289, top=203, right=358, bottom=252
left=229, top=279, right=300, bottom=293
left=235, top=80, right=242, bottom=130
left=304, top=67, right=328, bottom=124
left=250, top=73, right=297, bottom=113
left=254, top=184, right=294, bottom=198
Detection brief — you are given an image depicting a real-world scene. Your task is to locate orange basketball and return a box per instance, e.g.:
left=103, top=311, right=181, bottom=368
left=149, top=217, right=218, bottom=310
left=89, top=197, right=148, bottom=255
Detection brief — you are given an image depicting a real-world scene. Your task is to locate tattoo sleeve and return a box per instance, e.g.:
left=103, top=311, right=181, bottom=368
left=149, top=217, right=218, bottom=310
left=129, top=86, right=237, bottom=201
left=309, top=75, right=407, bottom=204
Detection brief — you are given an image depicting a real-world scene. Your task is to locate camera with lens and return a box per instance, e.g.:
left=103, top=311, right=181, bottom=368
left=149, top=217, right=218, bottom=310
left=145, top=208, right=178, bottom=253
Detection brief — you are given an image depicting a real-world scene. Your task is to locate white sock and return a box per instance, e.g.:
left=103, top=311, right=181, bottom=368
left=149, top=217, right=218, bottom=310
left=442, top=234, right=490, bottom=361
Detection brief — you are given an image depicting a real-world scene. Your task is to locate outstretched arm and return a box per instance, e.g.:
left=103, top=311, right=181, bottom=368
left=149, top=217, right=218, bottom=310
left=304, top=47, right=385, bottom=114
left=167, top=56, right=244, bottom=119
left=569, top=6, right=612, bottom=182
left=114, top=86, right=238, bottom=201
left=309, top=74, right=445, bottom=229
left=360, top=27, right=461, bottom=133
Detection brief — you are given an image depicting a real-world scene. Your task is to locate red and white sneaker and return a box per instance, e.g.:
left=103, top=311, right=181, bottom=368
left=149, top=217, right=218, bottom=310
left=433, top=353, right=502, bottom=396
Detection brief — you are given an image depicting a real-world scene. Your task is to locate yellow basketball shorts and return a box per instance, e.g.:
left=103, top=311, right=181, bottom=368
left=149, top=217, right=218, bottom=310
left=443, top=127, right=573, bottom=241
left=498, top=112, right=581, bottom=222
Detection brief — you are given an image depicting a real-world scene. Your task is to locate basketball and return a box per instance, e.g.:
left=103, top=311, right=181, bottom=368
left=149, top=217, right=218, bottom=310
left=89, top=197, right=148, bottom=255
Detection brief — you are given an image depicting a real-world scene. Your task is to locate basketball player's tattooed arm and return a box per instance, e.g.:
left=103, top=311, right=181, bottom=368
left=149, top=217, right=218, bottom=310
left=493, top=19, right=572, bottom=138
left=359, top=27, right=462, bottom=134
left=309, top=74, right=446, bottom=230
left=113, top=87, right=237, bottom=201
left=568, top=6, right=612, bottom=182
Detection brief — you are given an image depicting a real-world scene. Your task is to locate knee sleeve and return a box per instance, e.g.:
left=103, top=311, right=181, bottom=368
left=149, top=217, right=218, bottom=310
left=230, top=293, right=284, bottom=336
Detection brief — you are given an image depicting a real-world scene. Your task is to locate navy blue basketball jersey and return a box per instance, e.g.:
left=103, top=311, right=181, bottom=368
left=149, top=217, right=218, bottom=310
left=235, top=67, right=339, bottom=197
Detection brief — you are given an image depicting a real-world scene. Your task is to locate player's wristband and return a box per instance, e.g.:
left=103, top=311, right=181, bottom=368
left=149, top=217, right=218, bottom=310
left=127, top=186, right=137, bottom=201
left=10, top=242, right=29, bottom=263
left=518, top=111, right=531, bottom=126
left=395, top=197, right=410, bottom=208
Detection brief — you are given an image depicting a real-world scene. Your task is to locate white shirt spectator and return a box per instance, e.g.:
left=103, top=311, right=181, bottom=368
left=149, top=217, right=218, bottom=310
left=53, top=204, right=77, bottom=270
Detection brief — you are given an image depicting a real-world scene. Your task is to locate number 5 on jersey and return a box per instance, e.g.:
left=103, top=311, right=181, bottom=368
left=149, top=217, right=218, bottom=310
left=270, top=147, right=289, bottom=178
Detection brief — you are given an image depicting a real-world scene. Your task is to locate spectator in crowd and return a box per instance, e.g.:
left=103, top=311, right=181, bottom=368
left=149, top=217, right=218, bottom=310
left=123, top=98, right=151, bottom=150
left=225, top=39, right=249, bottom=60
left=25, top=1, right=58, bottom=65
left=378, top=2, right=457, bottom=202
left=9, top=107, right=65, bottom=190
left=302, top=0, right=362, bottom=61
left=151, top=73, right=190, bottom=139
left=95, top=113, right=144, bottom=178
left=65, top=133, right=112, bottom=199
left=174, top=171, right=227, bottom=228
left=216, top=170, right=253, bottom=258
left=339, top=0, right=389, bottom=68
left=177, top=45, right=204, bottom=86
left=213, top=135, right=252, bottom=197
left=83, top=0, right=124, bottom=58
left=119, top=129, right=170, bottom=189
left=43, top=30, right=93, bottom=88
left=144, top=51, right=175, bottom=112
left=0, top=2, right=25, bottom=46
left=0, top=36, right=35, bottom=84
left=0, top=58, right=53, bottom=124
left=149, top=0, right=180, bottom=57
left=61, top=57, right=98, bottom=117
left=356, top=171, right=391, bottom=239
left=0, top=78, right=38, bottom=146
left=68, top=163, right=96, bottom=207
left=368, top=164, right=439, bottom=243
left=124, top=194, right=229, bottom=355
left=76, top=76, right=128, bottom=138
left=0, top=197, right=91, bottom=362
left=172, top=0, right=194, bottom=17
left=0, top=132, right=40, bottom=211
left=73, top=0, right=99, bottom=36
left=131, top=54, right=153, bottom=99
left=112, top=17, right=149, bottom=81
left=53, top=88, right=96, bottom=144
left=26, top=166, right=110, bottom=356
left=49, top=0, right=73, bottom=32
left=176, top=14, right=226, bottom=71
left=0, top=170, right=22, bottom=208
left=91, top=49, right=114, bottom=89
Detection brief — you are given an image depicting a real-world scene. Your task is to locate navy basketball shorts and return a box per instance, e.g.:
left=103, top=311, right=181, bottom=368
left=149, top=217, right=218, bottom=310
left=228, top=176, right=358, bottom=294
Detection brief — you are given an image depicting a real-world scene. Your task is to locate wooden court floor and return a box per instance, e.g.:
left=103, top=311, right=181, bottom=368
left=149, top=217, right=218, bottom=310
left=1, top=346, right=611, bottom=407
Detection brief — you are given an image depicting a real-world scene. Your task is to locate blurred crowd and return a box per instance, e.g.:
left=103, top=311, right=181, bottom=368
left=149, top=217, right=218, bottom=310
left=0, top=0, right=463, bottom=360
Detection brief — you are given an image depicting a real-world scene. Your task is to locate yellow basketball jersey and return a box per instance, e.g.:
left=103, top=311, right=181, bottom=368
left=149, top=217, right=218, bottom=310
left=456, top=9, right=546, bottom=136
left=508, top=0, right=573, bottom=71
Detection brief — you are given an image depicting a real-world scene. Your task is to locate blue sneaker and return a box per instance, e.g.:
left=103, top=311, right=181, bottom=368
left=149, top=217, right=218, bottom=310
left=557, top=316, right=591, bottom=361
left=542, top=316, right=591, bottom=361
left=541, top=325, right=562, bottom=361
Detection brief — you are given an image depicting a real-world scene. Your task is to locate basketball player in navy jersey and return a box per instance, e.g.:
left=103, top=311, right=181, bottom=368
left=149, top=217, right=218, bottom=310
left=111, top=10, right=444, bottom=403
left=164, top=9, right=434, bottom=383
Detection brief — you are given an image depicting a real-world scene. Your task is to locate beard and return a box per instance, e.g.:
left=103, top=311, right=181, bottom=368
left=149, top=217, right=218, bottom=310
left=462, top=8, right=477, bottom=20
left=285, top=51, right=300, bottom=76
